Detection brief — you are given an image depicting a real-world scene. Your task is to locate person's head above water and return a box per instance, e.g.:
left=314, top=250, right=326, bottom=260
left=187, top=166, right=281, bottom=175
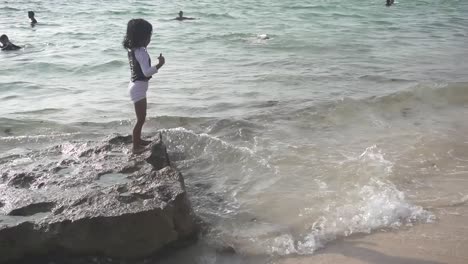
left=0, top=34, right=9, bottom=45
left=122, top=18, right=153, bottom=49
left=0, top=34, right=21, bottom=50
left=28, top=11, right=37, bottom=24
left=179, top=11, right=183, bottom=17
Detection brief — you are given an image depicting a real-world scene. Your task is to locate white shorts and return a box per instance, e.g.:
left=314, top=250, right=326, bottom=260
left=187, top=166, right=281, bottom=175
left=128, top=80, right=149, bottom=103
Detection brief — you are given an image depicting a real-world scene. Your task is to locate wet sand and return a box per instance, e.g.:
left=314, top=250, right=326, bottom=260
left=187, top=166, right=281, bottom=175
left=277, top=206, right=468, bottom=264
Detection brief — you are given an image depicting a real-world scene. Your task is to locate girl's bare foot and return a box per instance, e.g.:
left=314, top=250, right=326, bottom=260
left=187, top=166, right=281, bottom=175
left=132, top=146, right=146, bottom=154
left=140, top=139, right=152, bottom=146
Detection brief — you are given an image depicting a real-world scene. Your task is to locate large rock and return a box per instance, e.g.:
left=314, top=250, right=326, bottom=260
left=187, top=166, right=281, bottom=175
left=0, top=134, right=198, bottom=263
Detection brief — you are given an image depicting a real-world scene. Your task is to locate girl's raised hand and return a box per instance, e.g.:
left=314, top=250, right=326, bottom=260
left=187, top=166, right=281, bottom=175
left=157, top=53, right=165, bottom=69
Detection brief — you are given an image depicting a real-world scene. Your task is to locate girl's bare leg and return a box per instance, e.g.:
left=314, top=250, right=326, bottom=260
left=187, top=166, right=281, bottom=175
left=133, top=98, right=147, bottom=152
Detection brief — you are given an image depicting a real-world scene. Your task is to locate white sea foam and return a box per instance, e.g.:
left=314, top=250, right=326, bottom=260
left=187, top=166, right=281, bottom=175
left=221, top=145, right=435, bottom=256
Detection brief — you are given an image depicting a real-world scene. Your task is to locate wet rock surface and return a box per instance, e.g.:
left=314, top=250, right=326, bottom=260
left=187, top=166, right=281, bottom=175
left=0, top=134, right=198, bottom=263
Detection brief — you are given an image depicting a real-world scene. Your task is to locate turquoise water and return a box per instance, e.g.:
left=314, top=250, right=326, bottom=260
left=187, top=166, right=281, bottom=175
left=1, top=0, right=468, bottom=262
left=2, top=0, right=467, bottom=122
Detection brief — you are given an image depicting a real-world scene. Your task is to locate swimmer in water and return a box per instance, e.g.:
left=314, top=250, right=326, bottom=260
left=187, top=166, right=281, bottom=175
left=386, top=0, right=394, bottom=6
left=258, top=34, right=270, bottom=40
left=174, top=11, right=195, bottom=21
left=0, top=35, right=21, bottom=51
left=28, top=11, right=38, bottom=26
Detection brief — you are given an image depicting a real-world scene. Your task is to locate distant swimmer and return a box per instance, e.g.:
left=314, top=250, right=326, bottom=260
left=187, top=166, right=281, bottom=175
left=258, top=34, right=270, bottom=40
left=174, top=11, right=195, bottom=21
left=28, top=11, right=38, bottom=26
left=386, top=0, right=394, bottom=6
left=0, top=35, right=21, bottom=51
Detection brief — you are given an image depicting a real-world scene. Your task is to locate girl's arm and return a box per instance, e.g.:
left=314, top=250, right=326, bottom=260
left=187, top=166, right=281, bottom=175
left=134, top=47, right=158, bottom=77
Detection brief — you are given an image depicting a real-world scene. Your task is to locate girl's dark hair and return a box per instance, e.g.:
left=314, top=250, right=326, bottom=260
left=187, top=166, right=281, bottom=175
left=122, top=19, right=153, bottom=49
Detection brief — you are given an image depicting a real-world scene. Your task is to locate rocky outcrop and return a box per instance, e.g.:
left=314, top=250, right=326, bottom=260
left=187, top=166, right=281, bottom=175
left=0, top=134, right=198, bottom=263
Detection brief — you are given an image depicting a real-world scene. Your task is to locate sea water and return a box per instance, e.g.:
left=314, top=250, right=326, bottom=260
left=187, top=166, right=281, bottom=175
left=1, top=0, right=468, bottom=263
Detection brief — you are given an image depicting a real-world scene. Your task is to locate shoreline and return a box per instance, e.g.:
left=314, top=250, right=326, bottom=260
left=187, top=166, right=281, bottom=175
left=277, top=207, right=468, bottom=264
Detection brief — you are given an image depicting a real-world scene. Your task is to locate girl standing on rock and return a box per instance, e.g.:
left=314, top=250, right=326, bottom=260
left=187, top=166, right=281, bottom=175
left=123, top=19, right=165, bottom=153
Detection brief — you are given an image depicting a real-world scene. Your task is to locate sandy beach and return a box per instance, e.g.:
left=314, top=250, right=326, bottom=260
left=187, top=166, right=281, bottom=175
left=278, top=206, right=468, bottom=264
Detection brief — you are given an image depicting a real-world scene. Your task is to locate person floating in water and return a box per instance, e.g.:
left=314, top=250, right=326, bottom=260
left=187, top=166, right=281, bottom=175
left=123, top=18, right=165, bottom=153
left=28, top=11, right=38, bottom=26
left=386, top=0, right=394, bottom=6
left=0, top=35, right=21, bottom=51
left=174, top=11, right=195, bottom=21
